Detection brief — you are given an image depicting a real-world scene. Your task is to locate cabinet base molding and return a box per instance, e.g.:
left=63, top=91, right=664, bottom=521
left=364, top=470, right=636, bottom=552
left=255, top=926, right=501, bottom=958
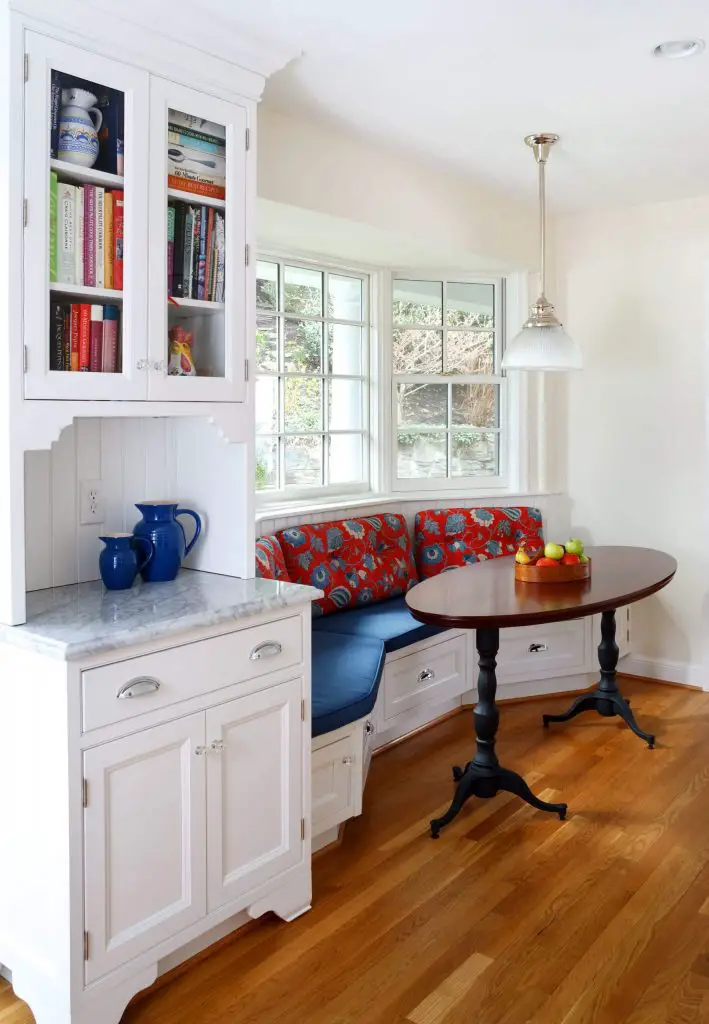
left=10, top=963, right=157, bottom=1024
left=246, top=872, right=312, bottom=924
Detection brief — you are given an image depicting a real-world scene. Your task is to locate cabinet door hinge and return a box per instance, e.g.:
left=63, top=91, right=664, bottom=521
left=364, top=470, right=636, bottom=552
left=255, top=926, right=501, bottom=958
left=245, top=243, right=250, bottom=267
left=301, top=818, right=306, bottom=841
left=245, top=127, right=251, bottom=151
left=301, top=699, right=306, bottom=722
left=244, top=358, right=249, bottom=382
left=83, top=930, right=90, bottom=961
left=23, top=345, right=28, bottom=373
left=23, top=53, right=28, bottom=82
left=82, top=778, right=88, bottom=808
left=23, top=199, right=27, bottom=227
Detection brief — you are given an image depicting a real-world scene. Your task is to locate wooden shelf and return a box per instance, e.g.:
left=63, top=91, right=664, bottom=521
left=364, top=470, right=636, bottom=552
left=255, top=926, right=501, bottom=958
left=50, top=159, right=124, bottom=188
left=168, top=297, right=224, bottom=316
left=50, top=283, right=124, bottom=301
left=167, top=187, right=225, bottom=210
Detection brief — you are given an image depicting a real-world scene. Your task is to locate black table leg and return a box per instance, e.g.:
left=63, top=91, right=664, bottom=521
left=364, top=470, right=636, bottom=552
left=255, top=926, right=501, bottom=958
left=542, top=609, right=655, bottom=748
left=430, top=627, right=567, bottom=838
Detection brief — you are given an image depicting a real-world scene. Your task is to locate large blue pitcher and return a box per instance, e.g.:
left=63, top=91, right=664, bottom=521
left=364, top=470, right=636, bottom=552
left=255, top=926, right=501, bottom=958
left=133, top=501, right=202, bottom=583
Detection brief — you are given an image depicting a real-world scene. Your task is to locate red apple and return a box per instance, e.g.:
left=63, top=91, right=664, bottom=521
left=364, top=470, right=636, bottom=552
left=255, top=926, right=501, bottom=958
left=535, top=557, right=559, bottom=567
left=561, top=553, right=580, bottom=565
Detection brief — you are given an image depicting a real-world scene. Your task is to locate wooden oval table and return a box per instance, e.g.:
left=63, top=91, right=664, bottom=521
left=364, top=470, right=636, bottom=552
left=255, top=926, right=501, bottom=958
left=405, top=546, right=677, bottom=837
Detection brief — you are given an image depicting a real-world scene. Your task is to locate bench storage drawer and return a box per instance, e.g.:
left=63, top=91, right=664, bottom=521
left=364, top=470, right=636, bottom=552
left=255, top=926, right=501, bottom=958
left=381, top=634, right=467, bottom=726
left=497, top=619, right=588, bottom=683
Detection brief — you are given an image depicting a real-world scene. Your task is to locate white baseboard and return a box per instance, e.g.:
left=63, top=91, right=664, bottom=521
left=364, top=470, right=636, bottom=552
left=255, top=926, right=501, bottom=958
left=621, top=655, right=705, bottom=690
left=157, top=911, right=249, bottom=977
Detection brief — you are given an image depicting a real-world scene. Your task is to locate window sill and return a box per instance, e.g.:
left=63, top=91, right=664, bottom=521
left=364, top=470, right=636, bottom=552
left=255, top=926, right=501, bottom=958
left=255, top=489, right=562, bottom=523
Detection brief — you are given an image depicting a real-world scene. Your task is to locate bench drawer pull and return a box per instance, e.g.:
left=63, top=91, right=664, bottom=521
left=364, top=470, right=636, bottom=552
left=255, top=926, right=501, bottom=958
left=116, top=677, right=161, bottom=699
left=249, top=641, right=283, bottom=661
left=528, top=643, right=549, bottom=653
left=417, top=668, right=435, bottom=683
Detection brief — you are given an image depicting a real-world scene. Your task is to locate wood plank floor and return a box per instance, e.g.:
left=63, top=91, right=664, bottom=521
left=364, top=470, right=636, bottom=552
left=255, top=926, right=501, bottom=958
left=4, top=677, right=709, bottom=1024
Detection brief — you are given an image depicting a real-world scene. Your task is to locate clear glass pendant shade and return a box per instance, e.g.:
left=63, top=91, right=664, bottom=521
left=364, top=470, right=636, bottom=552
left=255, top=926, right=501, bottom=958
left=502, top=324, right=582, bottom=371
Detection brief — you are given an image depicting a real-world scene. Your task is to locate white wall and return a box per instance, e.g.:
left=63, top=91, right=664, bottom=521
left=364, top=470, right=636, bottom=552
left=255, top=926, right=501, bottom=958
left=24, top=417, right=252, bottom=591
left=555, top=197, right=709, bottom=685
left=257, top=107, right=537, bottom=270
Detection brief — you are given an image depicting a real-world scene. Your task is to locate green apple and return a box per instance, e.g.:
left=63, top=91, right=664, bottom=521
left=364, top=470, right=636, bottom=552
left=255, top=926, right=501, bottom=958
left=579, top=553, right=590, bottom=564
left=565, top=538, right=585, bottom=556
left=544, top=542, right=565, bottom=561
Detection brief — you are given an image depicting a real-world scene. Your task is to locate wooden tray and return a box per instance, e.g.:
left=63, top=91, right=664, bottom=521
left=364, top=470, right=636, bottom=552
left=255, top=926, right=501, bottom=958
left=515, top=558, right=591, bottom=584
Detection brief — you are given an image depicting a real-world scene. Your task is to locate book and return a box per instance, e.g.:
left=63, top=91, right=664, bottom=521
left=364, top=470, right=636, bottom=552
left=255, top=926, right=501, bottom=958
left=75, top=186, right=84, bottom=286
left=94, top=85, right=125, bottom=176
left=63, top=306, right=71, bottom=369
left=204, top=207, right=214, bottom=301
left=95, top=187, right=105, bottom=288
left=167, top=205, right=176, bottom=293
left=57, top=182, right=75, bottom=285
left=182, top=206, right=194, bottom=300
left=166, top=174, right=225, bottom=202
left=168, top=110, right=225, bottom=140
left=78, top=304, right=91, bottom=370
left=172, top=205, right=185, bottom=297
left=50, top=71, right=62, bottom=159
left=50, top=302, right=65, bottom=371
left=70, top=304, right=80, bottom=371
left=191, top=207, right=201, bottom=299
left=83, top=185, right=96, bottom=288
left=104, top=192, right=114, bottom=290
left=49, top=171, right=58, bottom=283
left=168, top=126, right=224, bottom=154
left=102, top=305, right=119, bottom=372
left=113, top=191, right=124, bottom=290
left=89, top=305, right=103, bottom=372
left=197, top=207, right=207, bottom=300
left=214, top=212, right=225, bottom=302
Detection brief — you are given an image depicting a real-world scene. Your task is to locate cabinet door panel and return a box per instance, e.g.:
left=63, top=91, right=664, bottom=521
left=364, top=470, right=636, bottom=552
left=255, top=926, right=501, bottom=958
left=148, top=77, right=248, bottom=402
left=24, top=32, right=149, bottom=400
left=206, top=679, right=303, bottom=912
left=83, top=714, right=206, bottom=983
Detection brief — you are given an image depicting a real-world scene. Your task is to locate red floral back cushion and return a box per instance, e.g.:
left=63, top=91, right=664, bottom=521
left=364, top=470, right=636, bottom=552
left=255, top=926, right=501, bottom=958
left=255, top=535, right=291, bottom=582
left=277, top=514, right=417, bottom=616
left=414, top=507, right=544, bottom=579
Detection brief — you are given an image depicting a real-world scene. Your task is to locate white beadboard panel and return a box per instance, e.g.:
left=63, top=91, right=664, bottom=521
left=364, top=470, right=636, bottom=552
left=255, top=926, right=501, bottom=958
left=24, top=416, right=248, bottom=591
left=172, top=418, right=251, bottom=579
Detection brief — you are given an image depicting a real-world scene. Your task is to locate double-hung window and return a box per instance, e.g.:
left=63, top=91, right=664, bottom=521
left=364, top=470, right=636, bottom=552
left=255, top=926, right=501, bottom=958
left=392, top=276, right=506, bottom=487
left=255, top=258, right=369, bottom=497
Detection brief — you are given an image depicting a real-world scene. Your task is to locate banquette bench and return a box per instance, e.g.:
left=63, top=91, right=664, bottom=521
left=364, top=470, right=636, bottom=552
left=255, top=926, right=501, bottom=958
left=256, top=506, right=568, bottom=848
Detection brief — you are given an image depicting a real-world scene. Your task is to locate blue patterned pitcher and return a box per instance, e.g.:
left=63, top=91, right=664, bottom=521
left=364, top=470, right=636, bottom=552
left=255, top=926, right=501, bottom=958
left=133, top=501, right=202, bottom=583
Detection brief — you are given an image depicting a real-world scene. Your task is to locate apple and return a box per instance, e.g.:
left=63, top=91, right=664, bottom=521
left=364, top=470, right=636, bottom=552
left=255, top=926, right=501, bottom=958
left=579, top=554, right=590, bottom=564
left=565, top=538, right=585, bottom=556
left=544, top=542, right=565, bottom=561
left=536, top=557, right=559, bottom=567
left=561, top=553, right=580, bottom=565
left=515, top=548, right=532, bottom=565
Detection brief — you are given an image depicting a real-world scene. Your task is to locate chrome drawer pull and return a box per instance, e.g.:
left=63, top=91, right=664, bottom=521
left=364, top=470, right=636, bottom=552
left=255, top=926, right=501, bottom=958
left=249, top=641, right=282, bottom=661
left=417, top=668, right=435, bottom=683
left=364, top=720, right=375, bottom=736
left=116, top=676, right=161, bottom=699
left=528, top=643, right=549, bottom=653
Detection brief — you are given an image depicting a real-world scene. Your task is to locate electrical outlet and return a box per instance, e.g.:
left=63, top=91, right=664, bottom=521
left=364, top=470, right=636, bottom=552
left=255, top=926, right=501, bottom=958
left=80, top=480, right=105, bottom=525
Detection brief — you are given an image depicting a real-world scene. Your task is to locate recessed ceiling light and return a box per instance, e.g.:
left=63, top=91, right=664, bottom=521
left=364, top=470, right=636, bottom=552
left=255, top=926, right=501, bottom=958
left=653, top=38, right=705, bottom=59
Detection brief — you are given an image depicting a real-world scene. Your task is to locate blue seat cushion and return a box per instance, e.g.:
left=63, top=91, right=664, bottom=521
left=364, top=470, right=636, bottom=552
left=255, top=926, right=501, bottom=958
left=311, top=632, right=386, bottom=738
left=312, top=595, right=446, bottom=653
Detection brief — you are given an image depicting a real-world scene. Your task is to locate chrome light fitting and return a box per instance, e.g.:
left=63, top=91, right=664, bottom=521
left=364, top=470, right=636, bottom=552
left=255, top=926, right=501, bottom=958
left=502, top=133, right=582, bottom=371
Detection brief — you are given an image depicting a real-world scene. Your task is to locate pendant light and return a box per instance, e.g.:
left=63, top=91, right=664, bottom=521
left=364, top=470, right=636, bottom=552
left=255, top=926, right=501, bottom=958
left=502, top=133, right=582, bottom=371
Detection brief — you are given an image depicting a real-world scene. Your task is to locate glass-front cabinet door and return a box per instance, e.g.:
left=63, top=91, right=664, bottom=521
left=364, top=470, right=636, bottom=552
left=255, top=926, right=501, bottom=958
left=148, top=78, right=247, bottom=402
left=23, top=32, right=149, bottom=400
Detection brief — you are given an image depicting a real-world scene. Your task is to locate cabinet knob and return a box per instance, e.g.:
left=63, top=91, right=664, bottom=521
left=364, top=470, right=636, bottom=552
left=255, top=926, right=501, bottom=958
left=136, top=358, right=149, bottom=371
left=249, top=641, right=283, bottom=661
left=116, top=676, right=161, bottom=699
left=342, top=755, right=354, bottom=766
left=210, top=740, right=225, bottom=753
left=417, top=668, right=435, bottom=683
left=528, top=643, right=549, bottom=653
left=195, top=745, right=208, bottom=756
left=152, top=359, right=167, bottom=373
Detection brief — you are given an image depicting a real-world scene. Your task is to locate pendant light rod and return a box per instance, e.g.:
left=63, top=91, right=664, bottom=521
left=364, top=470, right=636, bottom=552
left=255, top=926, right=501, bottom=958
left=525, top=132, right=558, bottom=302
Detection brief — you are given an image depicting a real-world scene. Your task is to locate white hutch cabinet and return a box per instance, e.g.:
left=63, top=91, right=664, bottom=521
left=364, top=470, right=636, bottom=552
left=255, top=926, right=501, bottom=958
left=0, top=3, right=313, bottom=1023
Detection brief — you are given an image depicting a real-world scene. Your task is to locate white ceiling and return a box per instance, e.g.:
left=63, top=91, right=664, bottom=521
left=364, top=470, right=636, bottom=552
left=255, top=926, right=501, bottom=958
left=203, top=0, right=709, bottom=212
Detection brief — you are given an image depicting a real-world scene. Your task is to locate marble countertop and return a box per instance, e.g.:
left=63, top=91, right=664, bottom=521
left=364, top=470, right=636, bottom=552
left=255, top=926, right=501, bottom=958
left=0, top=571, right=322, bottom=661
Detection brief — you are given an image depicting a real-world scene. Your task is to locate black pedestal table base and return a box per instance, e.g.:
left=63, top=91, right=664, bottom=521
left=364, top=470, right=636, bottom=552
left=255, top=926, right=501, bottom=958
left=430, top=627, right=567, bottom=838
left=542, top=609, right=655, bottom=748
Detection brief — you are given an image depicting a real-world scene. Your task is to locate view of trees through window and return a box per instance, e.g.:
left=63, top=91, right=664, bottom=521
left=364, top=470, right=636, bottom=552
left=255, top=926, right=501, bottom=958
left=393, top=279, right=503, bottom=480
left=255, top=260, right=368, bottom=493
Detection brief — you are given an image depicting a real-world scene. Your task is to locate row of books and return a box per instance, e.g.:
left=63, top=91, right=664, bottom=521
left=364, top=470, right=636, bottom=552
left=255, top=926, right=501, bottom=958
left=168, top=201, right=225, bottom=303
left=49, top=173, right=124, bottom=290
left=167, top=110, right=225, bottom=200
left=50, top=302, right=120, bottom=373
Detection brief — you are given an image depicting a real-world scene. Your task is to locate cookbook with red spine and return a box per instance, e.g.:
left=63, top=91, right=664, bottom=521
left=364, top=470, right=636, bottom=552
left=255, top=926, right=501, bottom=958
left=70, top=304, right=80, bottom=371
left=102, top=305, right=119, bottom=372
left=78, top=304, right=91, bottom=371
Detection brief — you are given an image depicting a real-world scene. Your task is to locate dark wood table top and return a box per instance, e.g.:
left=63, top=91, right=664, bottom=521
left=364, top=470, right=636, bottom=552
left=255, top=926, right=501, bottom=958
left=405, top=546, right=677, bottom=629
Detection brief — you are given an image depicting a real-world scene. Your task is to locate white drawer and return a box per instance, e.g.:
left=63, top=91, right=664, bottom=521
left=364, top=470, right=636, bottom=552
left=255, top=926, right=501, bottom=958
left=312, top=734, right=356, bottom=835
left=82, top=615, right=302, bottom=733
left=497, top=620, right=587, bottom=682
left=382, top=634, right=467, bottom=724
